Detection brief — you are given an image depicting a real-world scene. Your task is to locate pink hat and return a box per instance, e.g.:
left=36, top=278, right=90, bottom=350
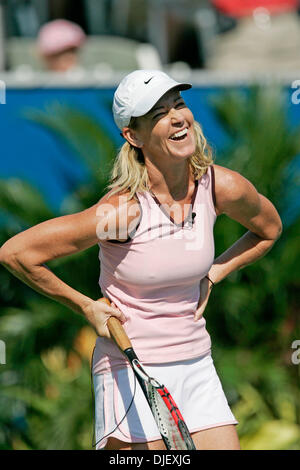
left=37, top=19, right=86, bottom=56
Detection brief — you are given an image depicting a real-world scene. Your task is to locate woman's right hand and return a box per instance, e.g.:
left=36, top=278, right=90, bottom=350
left=84, top=299, right=126, bottom=338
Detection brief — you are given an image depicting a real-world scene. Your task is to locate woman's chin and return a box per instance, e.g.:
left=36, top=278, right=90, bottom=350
left=169, top=141, right=196, bottom=160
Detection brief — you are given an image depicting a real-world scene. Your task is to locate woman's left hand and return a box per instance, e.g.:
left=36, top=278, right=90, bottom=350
left=194, top=276, right=213, bottom=321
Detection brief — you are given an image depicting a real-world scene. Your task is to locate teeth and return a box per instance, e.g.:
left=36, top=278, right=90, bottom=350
left=170, top=128, right=188, bottom=139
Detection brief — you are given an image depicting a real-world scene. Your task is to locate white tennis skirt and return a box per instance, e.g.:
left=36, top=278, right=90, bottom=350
left=93, top=352, right=238, bottom=449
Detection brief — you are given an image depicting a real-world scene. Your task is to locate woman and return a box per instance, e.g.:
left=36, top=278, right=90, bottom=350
left=0, top=70, right=282, bottom=450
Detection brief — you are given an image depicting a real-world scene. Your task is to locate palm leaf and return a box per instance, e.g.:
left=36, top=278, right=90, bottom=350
left=24, top=102, right=117, bottom=187
left=211, top=85, right=300, bottom=210
left=0, top=178, right=55, bottom=226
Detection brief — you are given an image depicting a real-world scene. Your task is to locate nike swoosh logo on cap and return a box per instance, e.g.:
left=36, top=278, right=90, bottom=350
left=144, top=76, right=154, bottom=84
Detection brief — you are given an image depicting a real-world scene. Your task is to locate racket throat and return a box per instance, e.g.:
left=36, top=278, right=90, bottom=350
left=123, top=347, right=138, bottom=362
left=124, top=348, right=155, bottom=384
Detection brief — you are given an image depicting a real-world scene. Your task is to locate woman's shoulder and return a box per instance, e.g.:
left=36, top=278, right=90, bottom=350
left=99, top=188, right=141, bottom=211
left=212, top=164, right=259, bottom=216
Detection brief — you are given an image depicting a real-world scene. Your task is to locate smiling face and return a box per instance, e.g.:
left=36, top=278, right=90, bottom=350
left=123, top=88, right=196, bottom=164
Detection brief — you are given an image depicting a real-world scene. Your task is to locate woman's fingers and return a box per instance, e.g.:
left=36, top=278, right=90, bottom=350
left=194, top=299, right=208, bottom=321
left=194, top=307, right=203, bottom=322
left=194, top=277, right=212, bottom=321
left=86, top=299, right=127, bottom=338
left=101, top=305, right=127, bottom=324
left=110, top=302, right=127, bottom=323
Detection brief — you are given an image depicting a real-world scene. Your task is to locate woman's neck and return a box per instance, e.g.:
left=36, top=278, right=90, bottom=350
left=146, top=159, right=191, bottom=201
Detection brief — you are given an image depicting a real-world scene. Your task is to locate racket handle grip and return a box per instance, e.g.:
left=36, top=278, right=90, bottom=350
left=97, top=297, right=132, bottom=352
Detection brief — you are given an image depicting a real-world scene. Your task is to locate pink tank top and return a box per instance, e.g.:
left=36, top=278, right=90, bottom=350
left=92, top=166, right=217, bottom=374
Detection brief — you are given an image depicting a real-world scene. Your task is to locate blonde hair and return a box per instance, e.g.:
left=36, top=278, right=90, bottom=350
left=107, top=120, right=214, bottom=199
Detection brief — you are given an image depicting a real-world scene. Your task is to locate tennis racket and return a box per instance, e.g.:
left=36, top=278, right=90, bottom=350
left=99, top=297, right=196, bottom=450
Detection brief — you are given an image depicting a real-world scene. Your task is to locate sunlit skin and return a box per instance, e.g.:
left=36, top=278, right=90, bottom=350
left=124, top=89, right=196, bottom=162
left=123, top=89, right=196, bottom=204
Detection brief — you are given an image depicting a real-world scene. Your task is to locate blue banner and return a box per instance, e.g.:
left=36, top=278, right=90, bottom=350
left=0, top=86, right=299, bottom=211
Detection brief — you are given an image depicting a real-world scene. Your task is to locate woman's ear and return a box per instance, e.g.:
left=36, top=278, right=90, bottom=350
left=122, top=127, right=143, bottom=148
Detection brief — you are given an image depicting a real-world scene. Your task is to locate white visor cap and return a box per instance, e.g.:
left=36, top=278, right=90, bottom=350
left=113, top=69, right=192, bottom=130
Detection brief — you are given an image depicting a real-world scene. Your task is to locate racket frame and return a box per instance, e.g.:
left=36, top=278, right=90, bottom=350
left=122, top=346, right=196, bottom=450
left=99, top=298, right=196, bottom=450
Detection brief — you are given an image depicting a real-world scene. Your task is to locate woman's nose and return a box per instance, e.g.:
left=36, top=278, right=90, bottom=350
left=170, top=107, right=185, bottom=124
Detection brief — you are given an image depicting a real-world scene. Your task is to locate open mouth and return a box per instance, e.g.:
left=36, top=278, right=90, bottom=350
left=169, top=127, right=188, bottom=142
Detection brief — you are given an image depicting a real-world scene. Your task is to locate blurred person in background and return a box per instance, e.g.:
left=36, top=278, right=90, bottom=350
left=37, top=19, right=86, bottom=72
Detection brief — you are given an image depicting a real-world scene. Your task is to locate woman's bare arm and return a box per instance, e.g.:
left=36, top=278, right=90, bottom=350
left=195, top=165, right=282, bottom=320
left=209, top=164, right=282, bottom=284
left=0, top=192, right=140, bottom=335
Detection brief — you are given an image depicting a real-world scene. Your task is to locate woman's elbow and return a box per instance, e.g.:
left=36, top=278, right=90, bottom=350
left=266, top=209, right=283, bottom=242
left=273, top=216, right=283, bottom=241
left=276, top=220, right=283, bottom=240
left=266, top=220, right=283, bottom=244
left=0, top=241, right=22, bottom=268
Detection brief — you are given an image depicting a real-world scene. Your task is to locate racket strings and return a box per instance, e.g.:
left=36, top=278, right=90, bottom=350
left=158, top=387, right=196, bottom=450
left=146, top=383, right=187, bottom=450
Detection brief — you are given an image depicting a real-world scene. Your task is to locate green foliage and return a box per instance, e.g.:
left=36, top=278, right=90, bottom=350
left=0, top=86, right=299, bottom=449
left=207, top=85, right=300, bottom=449
left=0, top=101, right=115, bottom=449
left=207, top=86, right=300, bottom=349
left=210, top=86, right=300, bottom=212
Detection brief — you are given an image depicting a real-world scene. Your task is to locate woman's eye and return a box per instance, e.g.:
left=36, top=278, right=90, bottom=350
left=152, top=102, right=185, bottom=119
left=153, top=112, right=166, bottom=119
